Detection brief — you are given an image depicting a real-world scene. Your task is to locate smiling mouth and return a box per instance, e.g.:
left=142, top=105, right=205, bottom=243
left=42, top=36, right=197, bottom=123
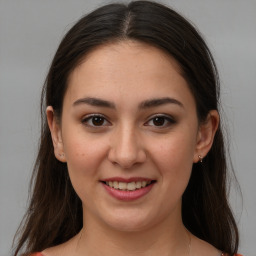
left=101, top=180, right=156, bottom=191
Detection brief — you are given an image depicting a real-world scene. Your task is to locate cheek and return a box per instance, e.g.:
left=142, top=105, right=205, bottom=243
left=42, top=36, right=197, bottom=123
left=62, top=131, right=109, bottom=186
left=152, top=132, right=196, bottom=166
left=149, top=131, right=197, bottom=186
left=62, top=136, right=109, bottom=206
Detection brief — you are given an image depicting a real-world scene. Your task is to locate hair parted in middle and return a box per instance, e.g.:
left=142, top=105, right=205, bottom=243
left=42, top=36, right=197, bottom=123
left=14, top=1, right=239, bottom=256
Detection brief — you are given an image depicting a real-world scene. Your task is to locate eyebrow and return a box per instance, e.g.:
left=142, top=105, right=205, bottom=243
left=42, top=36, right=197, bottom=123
left=139, top=97, right=184, bottom=109
left=73, top=97, right=115, bottom=108
left=72, top=97, right=183, bottom=109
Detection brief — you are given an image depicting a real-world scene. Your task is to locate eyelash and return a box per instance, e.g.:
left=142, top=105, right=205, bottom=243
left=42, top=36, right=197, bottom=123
left=81, top=114, right=111, bottom=127
left=145, top=114, right=176, bottom=128
left=81, top=114, right=176, bottom=128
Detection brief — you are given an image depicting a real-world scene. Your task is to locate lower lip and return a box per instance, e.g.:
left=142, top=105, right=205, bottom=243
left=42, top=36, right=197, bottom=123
left=102, top=182, right=155, bottom=201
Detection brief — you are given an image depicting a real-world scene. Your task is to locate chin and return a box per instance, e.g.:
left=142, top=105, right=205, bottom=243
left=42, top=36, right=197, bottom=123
left=100, top=209, right=157, bottom=233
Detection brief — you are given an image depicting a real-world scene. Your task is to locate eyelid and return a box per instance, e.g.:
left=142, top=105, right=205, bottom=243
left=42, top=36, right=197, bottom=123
left=144, top=114, right=176, bottom=127
left=81, top=114, right=111, bottom=127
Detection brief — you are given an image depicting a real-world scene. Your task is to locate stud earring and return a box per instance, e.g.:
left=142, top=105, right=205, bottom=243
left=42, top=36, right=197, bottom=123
left=198, top=155, right=203, bottom=163
left=59, top=153, right=65, bottom=157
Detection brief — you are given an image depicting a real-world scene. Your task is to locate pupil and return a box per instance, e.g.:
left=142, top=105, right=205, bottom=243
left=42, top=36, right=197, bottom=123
left=92, top=117, right=104, bottom=126
left=153, top=117, right=165, bottom=126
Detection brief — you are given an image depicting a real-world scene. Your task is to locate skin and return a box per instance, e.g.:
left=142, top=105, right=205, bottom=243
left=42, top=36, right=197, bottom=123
left=45, top=41, right=220, bottom=256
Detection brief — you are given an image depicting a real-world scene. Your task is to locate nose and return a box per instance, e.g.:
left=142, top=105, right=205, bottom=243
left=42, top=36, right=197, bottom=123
left=108, top=124, right=146, bottom=169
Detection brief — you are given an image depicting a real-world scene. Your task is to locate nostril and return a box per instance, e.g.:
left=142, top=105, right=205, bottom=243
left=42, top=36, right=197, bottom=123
left=107, top=136, right=147, bottom=168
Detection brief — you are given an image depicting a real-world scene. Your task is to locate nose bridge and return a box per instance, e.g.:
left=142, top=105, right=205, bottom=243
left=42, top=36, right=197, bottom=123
left=108, top=122, right=145, bottom=168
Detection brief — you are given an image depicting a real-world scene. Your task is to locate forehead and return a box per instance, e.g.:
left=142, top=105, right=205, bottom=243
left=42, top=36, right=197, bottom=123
left=65, top=40, right=195, bottom=109
left=70, top=40, right=182, bottom=82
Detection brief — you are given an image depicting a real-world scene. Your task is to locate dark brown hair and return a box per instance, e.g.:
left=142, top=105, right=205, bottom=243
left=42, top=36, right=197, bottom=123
left=13, top=1, right=239, bottom=255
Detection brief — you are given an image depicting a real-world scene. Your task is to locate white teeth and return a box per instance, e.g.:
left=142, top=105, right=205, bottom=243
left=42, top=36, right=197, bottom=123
left=119, top=182, right=127, bottom=190
left=127, top=182, right=136, bottom=191
left=113, top=181, right=118, bottom=189
left=105, top=180, right=152, bottom=191
left=135, top=181, right=141, bottom=189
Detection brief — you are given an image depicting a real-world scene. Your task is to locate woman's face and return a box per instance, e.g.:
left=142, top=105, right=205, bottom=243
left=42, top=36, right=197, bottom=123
left=48, top=41, right=216, bottom=232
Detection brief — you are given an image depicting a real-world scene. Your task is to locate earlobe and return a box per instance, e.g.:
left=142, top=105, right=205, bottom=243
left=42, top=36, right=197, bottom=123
left=46, top=106, right=66, bottom=162
left=193, top=110, right=219, bottom=163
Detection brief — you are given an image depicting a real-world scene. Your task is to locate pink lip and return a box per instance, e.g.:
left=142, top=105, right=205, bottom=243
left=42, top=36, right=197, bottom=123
left=101, top=180, right=155, bottom=201
left=101, top=177, right=153, bottom=183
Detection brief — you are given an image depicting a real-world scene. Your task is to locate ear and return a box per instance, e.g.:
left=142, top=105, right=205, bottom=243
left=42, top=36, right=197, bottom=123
left=46, top=106, right=66, bottom=162
left=193, top=110, right=219, bottom=163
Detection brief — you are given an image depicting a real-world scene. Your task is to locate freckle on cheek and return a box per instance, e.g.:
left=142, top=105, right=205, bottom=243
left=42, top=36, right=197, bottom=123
left=75, top=153, right=85, bottom=157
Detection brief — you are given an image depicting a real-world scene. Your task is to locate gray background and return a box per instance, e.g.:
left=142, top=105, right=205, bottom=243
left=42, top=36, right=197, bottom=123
left=0, top=0, right=255, bottom=255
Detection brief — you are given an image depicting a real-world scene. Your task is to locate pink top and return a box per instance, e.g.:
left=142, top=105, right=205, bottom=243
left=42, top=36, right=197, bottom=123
left=31, top=253, right=243, bottom=256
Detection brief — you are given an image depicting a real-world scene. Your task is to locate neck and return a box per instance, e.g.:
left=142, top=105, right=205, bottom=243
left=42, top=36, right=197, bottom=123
left=75, top=210, right=190, bottom=256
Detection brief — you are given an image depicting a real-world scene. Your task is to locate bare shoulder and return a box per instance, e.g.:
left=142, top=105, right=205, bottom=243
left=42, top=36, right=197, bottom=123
left=41, top=234, right=79, bottom=256
left=41, top=244, right=67, bottom=256
left=191, top=234, right=222, bottom=256
left=41, top=244, right=69, bottom=256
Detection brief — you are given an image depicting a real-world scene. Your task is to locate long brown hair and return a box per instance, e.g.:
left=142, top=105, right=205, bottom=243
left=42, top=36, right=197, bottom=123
left=13, top=1, right=239, bottom=255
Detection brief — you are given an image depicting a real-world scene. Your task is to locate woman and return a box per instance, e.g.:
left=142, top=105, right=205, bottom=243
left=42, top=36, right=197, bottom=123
left=13, top=1, right=242, bottom=256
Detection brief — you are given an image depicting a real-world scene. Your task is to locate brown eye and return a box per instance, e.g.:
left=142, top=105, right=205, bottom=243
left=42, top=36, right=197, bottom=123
left=82, top=115, right=110, bottom=127
left=152, top=117, right=165, bottom=126
left=91, top=116, right=104, bottom=126
left=145, top=115, right=176, bottom=128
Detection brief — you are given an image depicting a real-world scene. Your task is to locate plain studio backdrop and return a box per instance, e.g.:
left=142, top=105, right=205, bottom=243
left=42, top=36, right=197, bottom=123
left=0, top=1, right=255, bottom=255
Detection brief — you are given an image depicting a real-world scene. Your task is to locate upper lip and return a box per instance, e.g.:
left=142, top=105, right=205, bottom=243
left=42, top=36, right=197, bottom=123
left=101, top=177, right=155, bottom=183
